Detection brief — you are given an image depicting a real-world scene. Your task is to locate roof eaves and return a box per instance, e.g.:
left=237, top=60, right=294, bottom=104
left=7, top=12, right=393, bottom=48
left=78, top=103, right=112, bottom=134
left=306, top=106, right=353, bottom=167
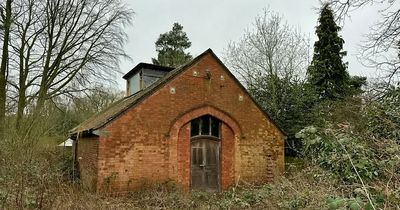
left=70, top=49, right=286, bottom=137
left=93, top=52, right=212, bottom=130
left=70, top=49, right=214, bottom=135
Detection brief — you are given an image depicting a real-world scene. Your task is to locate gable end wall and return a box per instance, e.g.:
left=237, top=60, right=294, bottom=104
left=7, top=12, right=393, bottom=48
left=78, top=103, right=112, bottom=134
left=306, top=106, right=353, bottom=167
left=94, top=53, right=284, bottom=192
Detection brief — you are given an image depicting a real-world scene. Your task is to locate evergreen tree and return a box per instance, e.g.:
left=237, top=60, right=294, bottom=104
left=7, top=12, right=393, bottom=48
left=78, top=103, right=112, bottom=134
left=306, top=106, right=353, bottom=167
left=152, top=23, right=192, bottom=68
left=307, top=4, right=350, bottom=99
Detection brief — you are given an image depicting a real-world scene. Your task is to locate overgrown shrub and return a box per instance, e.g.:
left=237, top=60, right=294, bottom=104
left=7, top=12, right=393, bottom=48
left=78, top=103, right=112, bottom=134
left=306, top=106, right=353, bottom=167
left=0, top=127, right=73, bottom=209
left=326, top=196, right=374, bottom=210
left=50, top=165, right=347, bottom=210
left=364, top=93, right=400, bottom=141
left=294, top=95, right=400, bottom=209
left=295, top=125, right=382, bottom=182
left=297, top=125, right=400, bottom=181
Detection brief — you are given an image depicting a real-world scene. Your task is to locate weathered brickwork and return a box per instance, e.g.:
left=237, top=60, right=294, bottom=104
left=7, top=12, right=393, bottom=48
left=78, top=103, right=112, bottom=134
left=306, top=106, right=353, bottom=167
left=78, top=51, right=284, bottom=192
left=76, top=136, right=99, bottom=191
left=169, top=105, right=239, bottom=190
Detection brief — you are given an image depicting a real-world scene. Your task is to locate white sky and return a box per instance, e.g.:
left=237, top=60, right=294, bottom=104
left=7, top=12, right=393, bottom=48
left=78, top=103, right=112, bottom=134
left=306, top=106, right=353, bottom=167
left=117, top=0, right=384, bottom=90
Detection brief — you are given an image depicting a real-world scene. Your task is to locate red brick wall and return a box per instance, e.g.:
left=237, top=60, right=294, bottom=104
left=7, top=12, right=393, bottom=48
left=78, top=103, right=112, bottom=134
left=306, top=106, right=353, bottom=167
left=177, top=123, right=190, bottom=188
left=76, top=136, right=99, bottom=191
left=172, top=119, right=235, bottom=191
left=94, top=52, right=284, bottom=192
left=220, top=123, right=235, bottom=190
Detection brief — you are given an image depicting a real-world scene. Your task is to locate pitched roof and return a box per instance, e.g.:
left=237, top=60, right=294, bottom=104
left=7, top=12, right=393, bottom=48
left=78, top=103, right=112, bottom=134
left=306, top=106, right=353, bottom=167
left=70, top=50, right=209, bottom=134
left=70, top=49, right=285, bottom=136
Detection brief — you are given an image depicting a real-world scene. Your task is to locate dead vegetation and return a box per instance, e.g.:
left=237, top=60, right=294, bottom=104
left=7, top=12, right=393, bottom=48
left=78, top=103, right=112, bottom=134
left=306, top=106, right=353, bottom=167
left=0, top=154, right=342, bottom=210
left=2, top=139, right=398, bottom=210
left=0, top=94, right=399, bottom=209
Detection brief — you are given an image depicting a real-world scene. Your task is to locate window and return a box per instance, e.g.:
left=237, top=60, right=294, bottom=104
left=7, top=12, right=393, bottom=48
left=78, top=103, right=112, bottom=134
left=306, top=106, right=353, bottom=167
left=190, top=115, right=220, bottom=138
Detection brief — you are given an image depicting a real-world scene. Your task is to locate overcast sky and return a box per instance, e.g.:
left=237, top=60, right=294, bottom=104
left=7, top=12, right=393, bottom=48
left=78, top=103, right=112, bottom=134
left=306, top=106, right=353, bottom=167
left=117, top=0, right=384, bottom=89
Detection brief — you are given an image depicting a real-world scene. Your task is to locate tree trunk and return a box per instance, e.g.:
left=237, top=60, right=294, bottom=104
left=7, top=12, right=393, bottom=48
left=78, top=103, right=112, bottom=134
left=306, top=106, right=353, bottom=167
left=33, top=83, right=49, bottom=118
left=0, top=0, right=12, bottom=137
left=15, top=87, right=26, bottom=130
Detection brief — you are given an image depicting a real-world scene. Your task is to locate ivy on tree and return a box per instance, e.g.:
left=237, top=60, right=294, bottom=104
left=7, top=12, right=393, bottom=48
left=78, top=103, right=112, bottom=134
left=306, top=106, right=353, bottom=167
left=307, top=4, right=350, bottom=99
left=152, top=23, right=193, bottom=68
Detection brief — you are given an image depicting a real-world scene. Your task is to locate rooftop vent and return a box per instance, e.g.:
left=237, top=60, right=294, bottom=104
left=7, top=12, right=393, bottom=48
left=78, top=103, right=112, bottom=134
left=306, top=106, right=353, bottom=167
left=123, top=63, right=174, bottom=96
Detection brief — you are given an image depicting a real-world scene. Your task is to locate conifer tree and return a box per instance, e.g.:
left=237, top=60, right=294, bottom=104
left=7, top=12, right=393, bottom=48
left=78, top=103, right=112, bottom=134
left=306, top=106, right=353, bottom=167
left=307, top=4, right=350, bottom=99
left=152, top=23, right=192, bottom=68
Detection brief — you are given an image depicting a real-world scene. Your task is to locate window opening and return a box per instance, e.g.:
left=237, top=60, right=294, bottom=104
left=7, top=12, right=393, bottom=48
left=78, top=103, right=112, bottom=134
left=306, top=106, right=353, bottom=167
left=190, top=115, right=220, bottom=138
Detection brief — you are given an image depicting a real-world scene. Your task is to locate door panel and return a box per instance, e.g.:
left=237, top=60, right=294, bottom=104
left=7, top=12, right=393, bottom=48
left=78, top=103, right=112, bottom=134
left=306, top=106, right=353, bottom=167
left=191, top=139, right=219, bottom=190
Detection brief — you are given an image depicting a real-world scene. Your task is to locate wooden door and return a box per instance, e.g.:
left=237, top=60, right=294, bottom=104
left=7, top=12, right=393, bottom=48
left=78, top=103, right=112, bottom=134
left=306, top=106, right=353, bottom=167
left=190, top=138, right=220, bottom=190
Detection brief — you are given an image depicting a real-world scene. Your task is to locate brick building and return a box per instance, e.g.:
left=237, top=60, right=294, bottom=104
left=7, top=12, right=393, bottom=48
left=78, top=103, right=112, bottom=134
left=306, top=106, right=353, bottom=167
left=70, top=49, right=285, bottom=192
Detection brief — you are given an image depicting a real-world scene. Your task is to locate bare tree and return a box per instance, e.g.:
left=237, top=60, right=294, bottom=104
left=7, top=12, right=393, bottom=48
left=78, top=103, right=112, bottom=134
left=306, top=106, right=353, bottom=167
left=328, top=0, right=399, bottom=88
left=225, top=9, right=311, bottom=124
left=67, top=86, right=124, bottom=125
left=0, top=0, right=12, bottom=136
left=7, top=0, right=46, bottom=128
left=34, top=85, right=124, bottom=136
left=6, top=0, right=133, bottom=128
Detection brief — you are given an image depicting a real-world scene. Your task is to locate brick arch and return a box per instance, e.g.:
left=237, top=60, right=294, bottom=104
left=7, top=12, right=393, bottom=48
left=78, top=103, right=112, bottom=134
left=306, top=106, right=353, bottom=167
left=168, top=105, right=240, bottom=190
left=169, top=105, right=241, bottom=139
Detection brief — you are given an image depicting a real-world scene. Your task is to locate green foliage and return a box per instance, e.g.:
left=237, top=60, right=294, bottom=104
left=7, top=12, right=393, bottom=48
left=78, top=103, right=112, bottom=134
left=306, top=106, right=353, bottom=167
left=249, top=77, right=317, bottom=137
left=349, top=76, right=367, bottom=95
left=307, top=4, right=350, bottom=99
left=294, top=96, right=400, bottom=208
left=152, top=23, right=193, bottom=67
left=248, top=77, right=319, bottom=155
left=326, top=196, right=374, bottom=210
left=310, top=98, right=367, bottom=132
left=365, top=87, right=400, bottom=141
left=296, top=126, right=380, bottom=182
left=326, top=186, right=388, bottom=210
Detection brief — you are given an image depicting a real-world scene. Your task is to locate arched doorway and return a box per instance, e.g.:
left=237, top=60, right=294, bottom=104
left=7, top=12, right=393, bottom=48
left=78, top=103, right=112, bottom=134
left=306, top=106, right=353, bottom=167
left=190, top=115, right=220, bottom=190
left=169, top=105, right=240, bottom=190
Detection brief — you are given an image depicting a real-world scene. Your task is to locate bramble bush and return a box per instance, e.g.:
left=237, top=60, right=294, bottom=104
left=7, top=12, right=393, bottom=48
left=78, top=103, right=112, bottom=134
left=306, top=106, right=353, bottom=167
left=364, top=88, right=400, bottom=141
left=295, top=125, right=382, bottom=182
left=294, top=95, right=400, bottom=209
left=296, top=124, right=400, bottom=181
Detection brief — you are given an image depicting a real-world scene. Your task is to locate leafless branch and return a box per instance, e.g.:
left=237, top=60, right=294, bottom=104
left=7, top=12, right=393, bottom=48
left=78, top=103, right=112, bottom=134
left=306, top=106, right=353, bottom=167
left=4, top=0, right=133, bottom=126
left=328, top=0, right=399, bottom=91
